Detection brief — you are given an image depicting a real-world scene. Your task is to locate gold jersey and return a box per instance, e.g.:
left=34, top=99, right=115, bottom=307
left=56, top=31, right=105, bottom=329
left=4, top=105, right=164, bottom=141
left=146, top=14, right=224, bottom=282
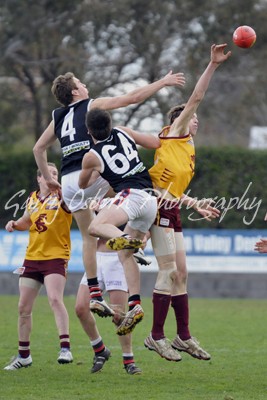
left=149, top=126, right=195, bottom=199
left=25, top=191, right=72, bottom=260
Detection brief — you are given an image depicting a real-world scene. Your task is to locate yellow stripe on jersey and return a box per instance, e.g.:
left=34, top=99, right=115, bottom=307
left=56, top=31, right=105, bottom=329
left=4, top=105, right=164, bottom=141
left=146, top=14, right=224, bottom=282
left=149, top=126, right=195, bottom=199
left=25, top=191, right=72, bottom=260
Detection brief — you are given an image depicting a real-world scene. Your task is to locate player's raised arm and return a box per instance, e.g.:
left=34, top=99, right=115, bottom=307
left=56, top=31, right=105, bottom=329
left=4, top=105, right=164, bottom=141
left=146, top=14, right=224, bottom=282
left=91, top=71, right=186, bottom=111
left=170, top=44, right=231, bottom=137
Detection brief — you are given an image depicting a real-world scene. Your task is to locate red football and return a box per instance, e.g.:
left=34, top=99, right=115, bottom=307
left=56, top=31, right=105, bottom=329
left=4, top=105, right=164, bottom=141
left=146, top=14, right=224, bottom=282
left=233, top=26, right=256, bottom=48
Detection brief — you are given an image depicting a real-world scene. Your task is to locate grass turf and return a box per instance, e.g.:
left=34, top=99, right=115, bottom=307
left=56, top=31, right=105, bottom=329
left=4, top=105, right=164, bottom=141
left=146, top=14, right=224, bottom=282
left=0, top=295, right=267, bottom=400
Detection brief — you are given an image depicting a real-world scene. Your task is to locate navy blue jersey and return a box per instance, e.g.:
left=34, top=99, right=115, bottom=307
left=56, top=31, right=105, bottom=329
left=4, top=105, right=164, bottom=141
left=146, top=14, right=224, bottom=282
left=90, top=128, right=153, bottom=193
left=53, top=98, right=94, bottom=176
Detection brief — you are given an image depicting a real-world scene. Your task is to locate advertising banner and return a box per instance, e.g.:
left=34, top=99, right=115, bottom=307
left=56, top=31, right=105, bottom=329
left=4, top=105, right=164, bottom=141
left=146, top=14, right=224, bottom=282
left=0, top=229, right=266, bottom=273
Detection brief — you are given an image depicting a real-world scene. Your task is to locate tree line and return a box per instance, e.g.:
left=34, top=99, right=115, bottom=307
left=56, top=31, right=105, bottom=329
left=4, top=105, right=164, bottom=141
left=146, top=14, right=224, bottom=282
left=1, top=0, right=267, bottom=152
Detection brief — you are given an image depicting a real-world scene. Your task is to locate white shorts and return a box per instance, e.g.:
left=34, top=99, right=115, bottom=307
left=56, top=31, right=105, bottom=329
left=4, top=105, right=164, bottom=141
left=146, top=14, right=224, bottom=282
left=111, top=189, right=158, bottom=233
left=80, top=251, right=128, bottom=292
left=61, top=170, right=110, bottom=212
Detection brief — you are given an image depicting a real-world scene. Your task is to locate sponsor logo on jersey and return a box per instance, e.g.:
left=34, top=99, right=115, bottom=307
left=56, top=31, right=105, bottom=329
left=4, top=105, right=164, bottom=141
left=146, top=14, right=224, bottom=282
left=62, top=140, right=90, bottom=157
left=159, top=217, right=170, bottom=226
left=122, top=162, right=146, bottom=178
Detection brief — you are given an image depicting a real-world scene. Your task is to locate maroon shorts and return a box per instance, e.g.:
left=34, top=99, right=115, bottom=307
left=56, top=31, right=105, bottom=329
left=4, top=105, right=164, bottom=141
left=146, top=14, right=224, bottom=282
left=154, top=198, right=183, bottom=232
left=21, top=259, right=68, bottom=284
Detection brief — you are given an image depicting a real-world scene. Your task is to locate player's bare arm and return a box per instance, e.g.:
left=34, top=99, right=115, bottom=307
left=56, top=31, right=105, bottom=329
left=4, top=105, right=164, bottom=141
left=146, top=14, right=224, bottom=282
left=91, top=71, right=186, bottom=111
left=33, top=121, right=61, bottom=191
left=169, top=44, right=231, bottom=138
left=78, top=152, right=101, bottom=189
left=117, top=126, right=161, bottom=149
left=5, top=210, right=32, bottom=232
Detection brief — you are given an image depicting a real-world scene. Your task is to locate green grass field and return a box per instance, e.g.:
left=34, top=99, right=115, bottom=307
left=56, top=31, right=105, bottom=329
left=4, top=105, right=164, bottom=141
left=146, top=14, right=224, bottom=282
left=0, top=295, right=266, bottom=400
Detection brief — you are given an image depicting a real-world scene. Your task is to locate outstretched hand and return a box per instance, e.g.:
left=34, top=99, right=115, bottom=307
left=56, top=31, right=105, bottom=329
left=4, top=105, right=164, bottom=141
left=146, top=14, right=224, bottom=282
left=163, top=70, right=186, bottom=88
left=194, top=198, right=221, bottom=221
left=211, top=43, right=231, bottom=64
left=254, top=238, right=267, bottom=253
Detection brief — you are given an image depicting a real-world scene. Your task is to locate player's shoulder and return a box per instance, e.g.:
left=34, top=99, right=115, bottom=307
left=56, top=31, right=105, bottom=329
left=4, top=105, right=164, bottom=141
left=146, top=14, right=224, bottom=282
left=113, top=126, right=134, bottom=142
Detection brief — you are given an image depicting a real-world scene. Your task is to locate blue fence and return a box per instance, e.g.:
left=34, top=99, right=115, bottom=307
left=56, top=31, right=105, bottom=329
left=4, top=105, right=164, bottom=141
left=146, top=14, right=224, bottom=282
left=0, top=229, right=267, bottom=274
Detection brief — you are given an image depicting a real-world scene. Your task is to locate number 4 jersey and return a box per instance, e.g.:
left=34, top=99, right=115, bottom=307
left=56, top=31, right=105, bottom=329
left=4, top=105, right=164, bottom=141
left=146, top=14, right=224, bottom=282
left=90, top=127, right=153, bottom=193
left=53, top=98, right=94, bottom=176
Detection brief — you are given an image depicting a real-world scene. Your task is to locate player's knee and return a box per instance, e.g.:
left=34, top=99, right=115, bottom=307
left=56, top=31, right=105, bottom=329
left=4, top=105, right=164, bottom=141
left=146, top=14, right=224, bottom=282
left=75, top=302, right=87, bottom=319
left=173, top=268, right=188, bottom=286
left=155, top=266, right=177, bottom=292
left=18, top=303, right=32, bottom=317
left=118, top=249, right=134, bottom=264
left=88, top=221, right=98, bottom=237
left=75, top=302, right=96, bottom=324
left=48, top=296, right=62, bottom=310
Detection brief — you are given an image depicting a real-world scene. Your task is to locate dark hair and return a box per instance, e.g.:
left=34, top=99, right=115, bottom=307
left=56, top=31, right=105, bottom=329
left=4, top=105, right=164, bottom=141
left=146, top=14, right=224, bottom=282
left=86, top=108, right=112, bottom=141
left=168, top=103, right=186, bottom=124
left=51, top=72, right=77, bottom=107
left=37, top=162, right=57, bottom=178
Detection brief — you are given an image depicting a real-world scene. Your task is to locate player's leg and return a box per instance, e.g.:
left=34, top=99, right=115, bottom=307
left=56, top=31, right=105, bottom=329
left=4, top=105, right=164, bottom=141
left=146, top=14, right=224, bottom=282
left=44, top=271, right=73, bottom=364
left=115, top=225, right=146, bottom=336
left=144, top=224, right=181, bottom=362
left=109, top=289, right=142, bottom=375
left=170, top=233, right=210, bottom=360
left=75, top=274, right=111, bottom=373
left=89, top=203, right=127, bottom=238
left=89, top=204, right=143, bottom=333
left=99, top=249, right=141, bottom=375
left=61, top=172, right=112, bottom=316
left=114, top=193, right=158, bottom=336
left=170, top=232, right=190, bottom=338
left=4, top=277, right=40, bottom=370
left=74, top=208, right=114, bottom=317
left=89, top=198, right=143, bottom=250
left=73, top=207, right=97, bottom=279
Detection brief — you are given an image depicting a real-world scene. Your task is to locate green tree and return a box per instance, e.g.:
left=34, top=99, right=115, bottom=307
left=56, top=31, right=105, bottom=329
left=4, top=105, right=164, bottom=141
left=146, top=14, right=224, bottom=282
left=1, top=0, right=267, bottom=151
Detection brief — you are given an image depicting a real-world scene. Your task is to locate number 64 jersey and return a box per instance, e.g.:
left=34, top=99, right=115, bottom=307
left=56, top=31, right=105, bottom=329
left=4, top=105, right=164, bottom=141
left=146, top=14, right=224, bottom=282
left=90, top=127, right=153, bottom=193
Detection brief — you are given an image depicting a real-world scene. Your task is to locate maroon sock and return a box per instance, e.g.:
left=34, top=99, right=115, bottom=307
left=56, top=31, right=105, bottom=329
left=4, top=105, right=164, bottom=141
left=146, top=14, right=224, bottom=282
left=171, top=293, right=191, bottom=340
left=59, top=334, right=70, bottom=349
left=151, top=292, right=171, bottom=340
left=18, top=341, right=30, bottom=358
